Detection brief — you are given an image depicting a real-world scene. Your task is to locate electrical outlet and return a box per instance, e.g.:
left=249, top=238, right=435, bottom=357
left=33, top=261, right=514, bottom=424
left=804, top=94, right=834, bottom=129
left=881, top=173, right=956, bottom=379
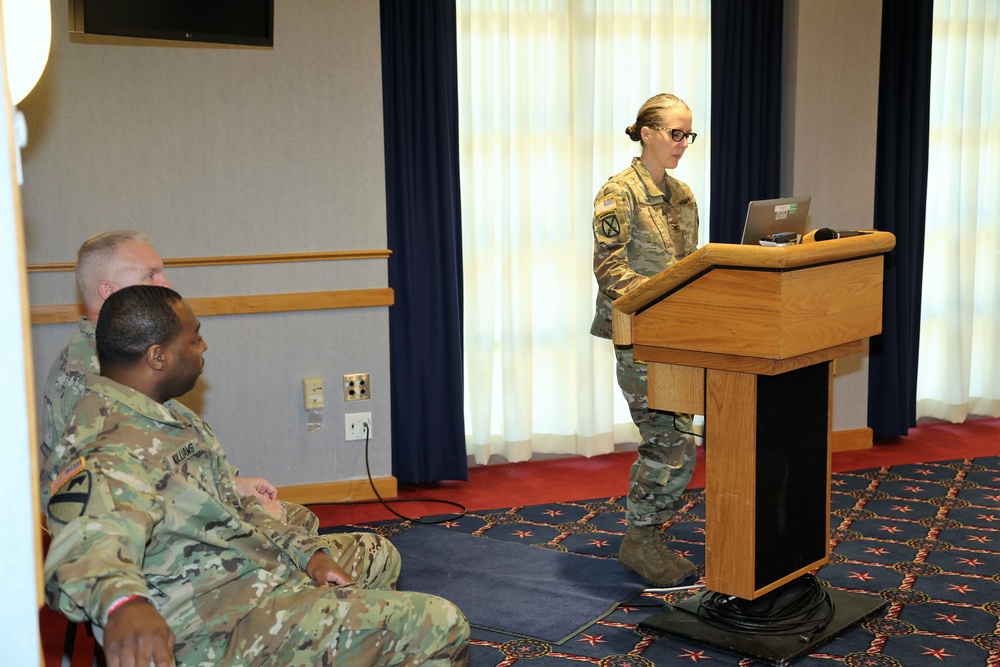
left=343, top=373, right=370, bottom=401
left=345, top=412, right=372, bottom=441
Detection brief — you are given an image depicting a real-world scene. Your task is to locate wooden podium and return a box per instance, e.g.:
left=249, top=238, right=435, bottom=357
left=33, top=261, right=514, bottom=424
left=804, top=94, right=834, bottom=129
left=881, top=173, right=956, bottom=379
left=614, top=232, right=895, bottom=663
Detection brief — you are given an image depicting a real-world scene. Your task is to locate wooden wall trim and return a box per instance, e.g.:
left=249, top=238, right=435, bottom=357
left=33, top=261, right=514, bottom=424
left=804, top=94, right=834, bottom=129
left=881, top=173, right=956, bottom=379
left=277, top=476, right=397, bottom=505
left=831, top=427, right=873, bottom=452
left=27, top=249, right=392, bottom=273
left=30, top=288, right=395, bottom=325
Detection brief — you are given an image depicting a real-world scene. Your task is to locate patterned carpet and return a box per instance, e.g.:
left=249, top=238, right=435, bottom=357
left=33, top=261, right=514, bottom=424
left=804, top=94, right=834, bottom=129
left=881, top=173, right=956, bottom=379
left=350, top=456, right=1000, bottom=666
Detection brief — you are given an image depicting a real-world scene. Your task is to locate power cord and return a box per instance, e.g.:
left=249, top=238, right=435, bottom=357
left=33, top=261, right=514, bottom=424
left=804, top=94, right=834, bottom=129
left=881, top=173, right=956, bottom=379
left=309, top=422, right=467, bottom=524
left=672, top=414, right=705, bottom=445
left=312, top=416, right=694, bottom=524
left=695, top=574, right=835, bottom=642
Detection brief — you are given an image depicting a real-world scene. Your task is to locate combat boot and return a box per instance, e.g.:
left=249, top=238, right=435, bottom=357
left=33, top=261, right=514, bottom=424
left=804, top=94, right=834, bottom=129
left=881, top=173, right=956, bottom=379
left=618, top=526, right=696, bottom=586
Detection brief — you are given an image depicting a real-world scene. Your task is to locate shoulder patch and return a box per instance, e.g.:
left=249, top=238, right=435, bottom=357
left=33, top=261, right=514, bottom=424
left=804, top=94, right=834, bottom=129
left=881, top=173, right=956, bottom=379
left=50, top=456, right=86, bottom=496
left=600, top=215, right=621, bottom=237
left=48, top=465, right=93, bottom=526
left=595, top=195, right=617, bottom=217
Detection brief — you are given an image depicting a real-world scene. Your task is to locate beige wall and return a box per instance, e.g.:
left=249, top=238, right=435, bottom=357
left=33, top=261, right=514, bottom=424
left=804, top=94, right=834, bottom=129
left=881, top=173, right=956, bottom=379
left=784, top=0, right=883, bottom=432
left=21, top=1, right=392, bottom=488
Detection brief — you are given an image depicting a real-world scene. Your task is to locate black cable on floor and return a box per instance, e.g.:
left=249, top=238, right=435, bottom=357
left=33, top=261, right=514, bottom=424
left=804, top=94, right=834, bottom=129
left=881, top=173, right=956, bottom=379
left=308, top=422, right=467, bottom=524
left=696, top=574, right=836, bottom=642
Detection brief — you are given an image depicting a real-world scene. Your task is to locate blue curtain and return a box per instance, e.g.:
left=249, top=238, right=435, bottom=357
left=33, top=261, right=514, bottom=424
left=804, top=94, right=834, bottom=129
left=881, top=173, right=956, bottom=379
left=379, top=1, right=468, bottom=483
left=868, top=0, right=933, bottom=438
left=709, top=0, right=785, bottom=244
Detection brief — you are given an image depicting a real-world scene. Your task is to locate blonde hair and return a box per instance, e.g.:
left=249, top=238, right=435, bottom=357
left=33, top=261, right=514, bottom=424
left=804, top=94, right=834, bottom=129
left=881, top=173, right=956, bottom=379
left=75, top=230, right=150, bottom=299
left=625, top=93, right=690, bottom=142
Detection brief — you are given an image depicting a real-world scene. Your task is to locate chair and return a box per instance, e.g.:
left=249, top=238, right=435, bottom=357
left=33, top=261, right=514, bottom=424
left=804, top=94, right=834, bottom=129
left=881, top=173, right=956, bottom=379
left=60, top=620, right=103, bottom=667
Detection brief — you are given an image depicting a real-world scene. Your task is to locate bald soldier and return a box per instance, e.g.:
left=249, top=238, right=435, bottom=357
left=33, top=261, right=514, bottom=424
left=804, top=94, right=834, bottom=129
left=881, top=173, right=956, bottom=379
left=42, top=285, right=469, bottom=666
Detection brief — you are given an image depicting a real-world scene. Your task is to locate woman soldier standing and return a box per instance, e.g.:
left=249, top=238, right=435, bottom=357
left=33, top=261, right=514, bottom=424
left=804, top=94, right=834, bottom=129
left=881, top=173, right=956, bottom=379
left=590, top=93, right=700, bottom=586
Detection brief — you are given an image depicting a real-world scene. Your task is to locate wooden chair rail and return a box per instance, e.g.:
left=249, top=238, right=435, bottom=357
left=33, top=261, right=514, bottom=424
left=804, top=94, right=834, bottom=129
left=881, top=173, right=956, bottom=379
left=31, top=288, right=394, bottom=325
left=27, top=249, right=392, bottom=273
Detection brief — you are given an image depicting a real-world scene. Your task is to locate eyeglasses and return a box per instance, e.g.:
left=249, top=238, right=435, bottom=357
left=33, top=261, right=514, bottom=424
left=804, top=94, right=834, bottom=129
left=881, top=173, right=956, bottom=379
left=653, top=127, right=697, bottom=144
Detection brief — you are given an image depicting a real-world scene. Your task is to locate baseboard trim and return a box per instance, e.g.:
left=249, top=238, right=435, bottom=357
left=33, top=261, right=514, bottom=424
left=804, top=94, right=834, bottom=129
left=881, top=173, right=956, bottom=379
left=277, top=476, right=398, bottom=506
left=832, top=427, right=873, bottom=452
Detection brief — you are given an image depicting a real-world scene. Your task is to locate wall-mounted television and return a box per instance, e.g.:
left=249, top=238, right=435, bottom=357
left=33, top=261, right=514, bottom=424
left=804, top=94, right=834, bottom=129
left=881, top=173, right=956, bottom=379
left=69, top=0, right=274, bottom=48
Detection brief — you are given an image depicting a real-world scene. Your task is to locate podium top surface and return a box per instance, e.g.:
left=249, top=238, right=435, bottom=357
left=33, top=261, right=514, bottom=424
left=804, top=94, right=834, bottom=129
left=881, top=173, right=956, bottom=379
left=613, top=231, right=896, bottom=315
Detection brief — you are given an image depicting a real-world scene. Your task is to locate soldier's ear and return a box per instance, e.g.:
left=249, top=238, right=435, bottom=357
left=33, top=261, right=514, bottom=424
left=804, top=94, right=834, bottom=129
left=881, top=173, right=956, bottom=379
left=97, top=281, right=117, bottom=301
left=145, top=344, right=167, bottom=371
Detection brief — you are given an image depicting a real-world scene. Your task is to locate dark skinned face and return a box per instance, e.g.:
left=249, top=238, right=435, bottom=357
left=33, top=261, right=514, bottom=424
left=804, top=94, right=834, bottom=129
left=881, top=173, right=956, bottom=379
left=157, top=300, right=207, bottom=402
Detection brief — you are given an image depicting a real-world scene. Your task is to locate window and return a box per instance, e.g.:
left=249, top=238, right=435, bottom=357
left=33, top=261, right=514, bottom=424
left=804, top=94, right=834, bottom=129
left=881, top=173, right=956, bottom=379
left=457, top=0, right=712, bottom=462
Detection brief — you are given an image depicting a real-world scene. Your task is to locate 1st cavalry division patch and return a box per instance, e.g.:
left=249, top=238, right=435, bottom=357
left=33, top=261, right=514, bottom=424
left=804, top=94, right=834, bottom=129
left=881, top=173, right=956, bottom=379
left=48, top=457, right=92, bottom=525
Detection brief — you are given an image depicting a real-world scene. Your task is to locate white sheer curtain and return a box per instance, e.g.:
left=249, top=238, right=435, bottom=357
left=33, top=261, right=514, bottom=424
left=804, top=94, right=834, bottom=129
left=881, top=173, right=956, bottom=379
left=456, top=1, right=711, bottom=464
left=918, top=0, right=1000, bottom=421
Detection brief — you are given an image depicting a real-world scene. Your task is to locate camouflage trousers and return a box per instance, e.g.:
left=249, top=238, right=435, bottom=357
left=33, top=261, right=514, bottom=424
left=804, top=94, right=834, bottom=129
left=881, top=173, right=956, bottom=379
left=615, top=345, right=697, bottom=529
left=177, top=531, right=470, bottom=666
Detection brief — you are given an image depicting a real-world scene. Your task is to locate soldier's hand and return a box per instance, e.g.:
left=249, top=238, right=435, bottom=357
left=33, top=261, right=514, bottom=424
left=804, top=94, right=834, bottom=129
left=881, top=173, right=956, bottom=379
left=235, top=475, right=278, bottom=501
left=306, top=551, right=354, bottom=587
left=103, top=597, right=176, bottom=667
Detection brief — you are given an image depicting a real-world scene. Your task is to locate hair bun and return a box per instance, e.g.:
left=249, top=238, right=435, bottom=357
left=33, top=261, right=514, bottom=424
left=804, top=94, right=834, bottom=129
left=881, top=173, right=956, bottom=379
left=625, top=124, right=639, bottom=141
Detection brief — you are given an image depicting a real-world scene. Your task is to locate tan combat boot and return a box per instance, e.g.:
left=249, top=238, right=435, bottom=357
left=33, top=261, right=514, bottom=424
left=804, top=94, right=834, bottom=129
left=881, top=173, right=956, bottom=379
left=618, top=525, right=696, bottom=586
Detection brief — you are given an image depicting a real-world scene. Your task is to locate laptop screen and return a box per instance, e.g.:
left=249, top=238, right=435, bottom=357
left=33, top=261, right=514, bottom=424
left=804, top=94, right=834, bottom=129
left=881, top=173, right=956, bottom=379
left=740, top=196, right=812, bottom=245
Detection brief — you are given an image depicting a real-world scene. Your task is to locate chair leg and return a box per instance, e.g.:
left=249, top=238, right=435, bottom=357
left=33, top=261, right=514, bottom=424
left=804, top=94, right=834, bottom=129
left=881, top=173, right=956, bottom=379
left=88, top=623, right=106, bottom=667
left=60, top=620, right=77, bottom=667
left=61, top=619, right=106, bottom=667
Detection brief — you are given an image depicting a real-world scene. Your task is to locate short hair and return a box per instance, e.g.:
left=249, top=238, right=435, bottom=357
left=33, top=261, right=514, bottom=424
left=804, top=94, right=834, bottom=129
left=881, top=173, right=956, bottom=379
left=625, top=93, right=691, bottom=142
left=75, top=230, right=151, bottom=298
left=96, top=285, right=184, bottom=367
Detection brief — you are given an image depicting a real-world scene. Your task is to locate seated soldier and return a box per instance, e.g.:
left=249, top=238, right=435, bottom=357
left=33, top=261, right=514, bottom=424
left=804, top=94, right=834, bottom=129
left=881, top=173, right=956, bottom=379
left=42, top=284, right=469, bottom=666
left=41, top=230, right=312, bottom=528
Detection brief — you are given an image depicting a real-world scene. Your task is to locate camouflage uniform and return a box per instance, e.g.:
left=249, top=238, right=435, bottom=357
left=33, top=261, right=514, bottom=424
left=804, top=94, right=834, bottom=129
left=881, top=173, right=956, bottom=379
left=40, top=318, right=318, bottom=532
left=40, top=317, right=95, bottom=463
left=591, top=157, right=699, bottom=528
left=42, top=375, right=470, bottom=666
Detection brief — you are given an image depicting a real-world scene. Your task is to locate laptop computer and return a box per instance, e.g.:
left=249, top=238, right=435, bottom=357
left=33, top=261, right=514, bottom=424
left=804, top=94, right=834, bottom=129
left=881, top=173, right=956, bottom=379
left=740, top=196, right=812, bottom=245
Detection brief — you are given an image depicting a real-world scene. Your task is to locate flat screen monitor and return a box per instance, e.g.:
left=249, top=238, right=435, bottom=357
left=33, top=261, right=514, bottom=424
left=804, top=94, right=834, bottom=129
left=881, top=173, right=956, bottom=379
left=69, top=0, right=274, bottom=48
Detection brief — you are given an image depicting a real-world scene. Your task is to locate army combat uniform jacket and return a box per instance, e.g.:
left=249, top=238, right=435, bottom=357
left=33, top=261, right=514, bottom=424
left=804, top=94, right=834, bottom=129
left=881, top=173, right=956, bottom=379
left=39, top=320, right=319, bottom=533
left=40, top=318, right=96, bottom=463
left=43, top=376, right=332, bottom=644
left=590, top=157, right=699, bottom=339
left=42, top=375, right=469, bottom=665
